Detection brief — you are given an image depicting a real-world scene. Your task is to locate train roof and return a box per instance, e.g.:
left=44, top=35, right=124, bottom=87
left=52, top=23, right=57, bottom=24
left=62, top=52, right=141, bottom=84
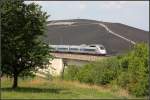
left=49, top=44, right=104, bottom=47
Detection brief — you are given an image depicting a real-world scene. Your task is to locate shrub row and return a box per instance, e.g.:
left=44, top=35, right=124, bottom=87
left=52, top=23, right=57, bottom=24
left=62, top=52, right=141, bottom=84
left=63, top=43, right=149, bottom=97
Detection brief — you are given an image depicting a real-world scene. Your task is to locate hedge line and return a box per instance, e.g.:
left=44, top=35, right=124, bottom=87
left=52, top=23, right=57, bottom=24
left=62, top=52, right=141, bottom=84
left=64, top=43, right=149, bottom=97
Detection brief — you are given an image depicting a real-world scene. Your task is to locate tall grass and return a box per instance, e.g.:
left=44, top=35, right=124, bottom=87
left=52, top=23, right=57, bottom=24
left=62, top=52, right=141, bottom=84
left=1, top=76, right=134, bottom=99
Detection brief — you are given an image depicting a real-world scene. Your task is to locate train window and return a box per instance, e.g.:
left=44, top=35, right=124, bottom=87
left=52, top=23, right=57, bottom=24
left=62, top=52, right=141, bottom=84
left=80, top=48, right=95, bottom=52
left=80, top=49, right=84, bottom=51
left=57, top=48, right=68, bottom=50
left=69, top=48, right=78, bottom=51
left=89, top=45, right=96, bottom=47
left=51, top=48, right=56, bottom=50
left=99, top=47, right=105, bottom=50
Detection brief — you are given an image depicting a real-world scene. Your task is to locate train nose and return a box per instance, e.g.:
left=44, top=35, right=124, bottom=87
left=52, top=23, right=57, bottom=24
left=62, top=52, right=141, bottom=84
left=100, top=50, right=106, bottom=54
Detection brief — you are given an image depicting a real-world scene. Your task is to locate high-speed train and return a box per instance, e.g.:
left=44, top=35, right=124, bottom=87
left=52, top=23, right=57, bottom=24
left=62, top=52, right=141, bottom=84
left=49, top=44, right=107, bottom=56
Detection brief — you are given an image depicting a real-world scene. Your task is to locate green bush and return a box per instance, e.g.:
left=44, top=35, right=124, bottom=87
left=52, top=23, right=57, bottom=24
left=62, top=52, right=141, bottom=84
left=64, top=65, right=80, bottom=80
left=115, top=71, right=129, bottom=88
left=116, top=43, right=149, bottom=96
left=63, top=43, right=149, bottom=97
left=128, top=76, right=149, bottom=96
left=92, top=58, right=120, bottom=85
left=76, top=57, right=120, bottom=85
left=76, top=63, right=94, bottom=83
left=128, top=43, right=149, bottom=96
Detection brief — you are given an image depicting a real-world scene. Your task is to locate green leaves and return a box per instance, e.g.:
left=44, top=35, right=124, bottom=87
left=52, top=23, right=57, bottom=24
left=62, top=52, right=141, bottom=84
left=116, top=43, right=149, bottom=96
left=1, top=0, right=52, bottom=87
left=64, top=43, right=149, bottom=97
left=64, top=65, right=80, bottom=81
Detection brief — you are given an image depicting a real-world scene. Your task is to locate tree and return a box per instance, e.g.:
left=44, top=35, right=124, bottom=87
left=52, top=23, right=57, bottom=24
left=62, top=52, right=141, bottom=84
left=116, top=43, right=149, bottom=96
left=1, top=0, right=52, bottom=88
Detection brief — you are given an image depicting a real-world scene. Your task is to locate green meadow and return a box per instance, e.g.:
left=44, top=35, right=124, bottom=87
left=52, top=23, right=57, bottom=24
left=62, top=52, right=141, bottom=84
left=1, top=76, right=141, bottom=99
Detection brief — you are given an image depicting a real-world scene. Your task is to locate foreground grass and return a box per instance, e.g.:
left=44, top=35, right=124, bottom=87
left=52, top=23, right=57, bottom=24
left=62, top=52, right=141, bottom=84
left=1, top=76, right=140, bottom=99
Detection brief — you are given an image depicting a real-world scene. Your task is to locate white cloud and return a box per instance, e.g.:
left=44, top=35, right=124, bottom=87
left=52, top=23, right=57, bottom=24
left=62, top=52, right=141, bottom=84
left=98, top=1, right=149, bottom=9
left=25, top=1, right=61, bottom=5
left=66, top=2, right=87, bottom=11
left=24, top=1, right=149, bottom=31
left=99, top=1, right=127, bottom=9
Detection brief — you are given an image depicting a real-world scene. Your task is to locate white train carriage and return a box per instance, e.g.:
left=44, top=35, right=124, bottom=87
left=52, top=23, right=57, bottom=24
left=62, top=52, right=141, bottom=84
left=50, top=44, right=107, bottom=55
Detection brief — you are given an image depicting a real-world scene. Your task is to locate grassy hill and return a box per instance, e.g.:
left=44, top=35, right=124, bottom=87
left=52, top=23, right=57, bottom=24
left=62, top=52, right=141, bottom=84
left=1, top=76, right=139, bottom=99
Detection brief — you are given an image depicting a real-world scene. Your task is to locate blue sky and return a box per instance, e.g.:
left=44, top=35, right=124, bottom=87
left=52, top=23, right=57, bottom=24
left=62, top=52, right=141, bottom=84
left=25, top=1, right=149, bottom=31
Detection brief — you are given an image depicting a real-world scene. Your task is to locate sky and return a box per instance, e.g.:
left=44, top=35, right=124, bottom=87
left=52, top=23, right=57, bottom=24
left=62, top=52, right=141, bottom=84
left=25, top=1, right=149, bottom=31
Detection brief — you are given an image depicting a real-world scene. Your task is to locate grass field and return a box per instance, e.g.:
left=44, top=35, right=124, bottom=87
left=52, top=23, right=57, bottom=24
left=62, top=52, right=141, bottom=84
left=1, top=76, right=139, bottom=99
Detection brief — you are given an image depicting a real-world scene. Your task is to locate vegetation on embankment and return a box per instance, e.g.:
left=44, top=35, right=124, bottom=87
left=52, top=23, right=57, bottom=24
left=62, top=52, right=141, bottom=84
left=1, top=76, right=136, bottom=99
left=64, top=43, right=149, bottom=97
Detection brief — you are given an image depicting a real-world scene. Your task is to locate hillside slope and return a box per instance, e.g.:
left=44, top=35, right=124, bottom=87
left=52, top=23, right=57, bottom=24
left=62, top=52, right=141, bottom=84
left=45, top=19, right=149, bottom=55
